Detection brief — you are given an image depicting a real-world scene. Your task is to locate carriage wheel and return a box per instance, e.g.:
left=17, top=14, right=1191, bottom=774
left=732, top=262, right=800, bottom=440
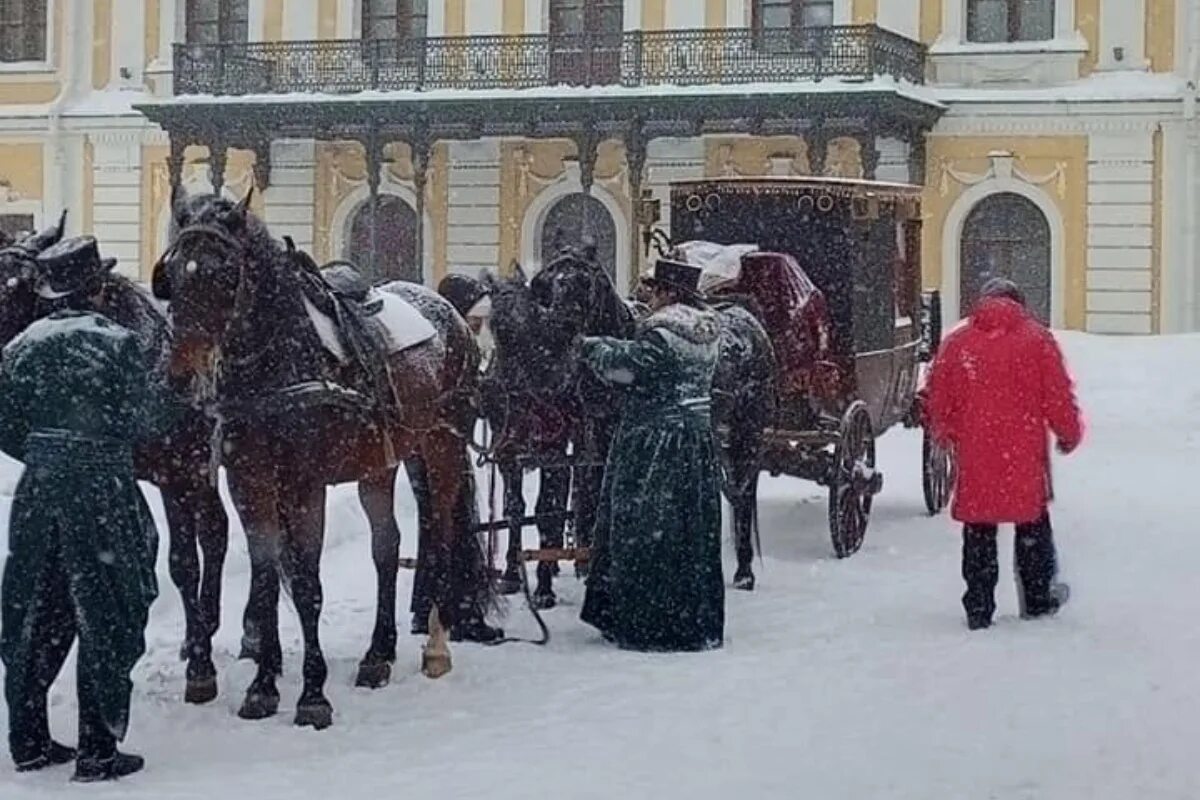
left=922, top=430, right=955, bottom=516
left=828, top=402, right=878, bottom=559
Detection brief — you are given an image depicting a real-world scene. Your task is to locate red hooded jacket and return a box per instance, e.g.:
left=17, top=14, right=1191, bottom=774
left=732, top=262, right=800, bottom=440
left=924, top=297, right=1083, bottom=524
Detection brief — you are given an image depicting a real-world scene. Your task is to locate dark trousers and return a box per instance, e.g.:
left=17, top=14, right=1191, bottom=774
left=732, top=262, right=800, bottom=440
left=4, top=542, right=116, bottom=764
left=961, top=512, right=1058, bottom=622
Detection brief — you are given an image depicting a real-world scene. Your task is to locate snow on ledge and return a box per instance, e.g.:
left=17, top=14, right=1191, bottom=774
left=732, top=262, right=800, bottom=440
left=146, top=75, right=945, bottom=110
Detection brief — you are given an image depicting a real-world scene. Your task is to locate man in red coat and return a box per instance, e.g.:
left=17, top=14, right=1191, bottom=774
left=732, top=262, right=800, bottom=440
left=925, top=278, right=1083, bottom=630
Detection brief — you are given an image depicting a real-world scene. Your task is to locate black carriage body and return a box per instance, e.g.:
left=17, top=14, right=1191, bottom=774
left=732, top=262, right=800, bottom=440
left=669, top=176, right=924, bottom=437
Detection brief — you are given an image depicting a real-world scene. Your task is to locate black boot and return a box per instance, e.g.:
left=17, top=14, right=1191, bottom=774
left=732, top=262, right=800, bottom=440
left=450, top=618, right=505, bottom=643
left=72, top=751, right=144, bottom=782
left=961, top=525, right=999, bottom=630
left=14, top=740, right=76, bottom=772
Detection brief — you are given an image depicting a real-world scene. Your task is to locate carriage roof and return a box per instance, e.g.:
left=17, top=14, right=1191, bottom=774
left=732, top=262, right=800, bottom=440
left=670, top=175, right=923, bottom=197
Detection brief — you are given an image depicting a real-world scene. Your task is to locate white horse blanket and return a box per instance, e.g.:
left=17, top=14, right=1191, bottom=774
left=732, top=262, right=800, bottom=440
left=303, top=289, right=436, bottom=365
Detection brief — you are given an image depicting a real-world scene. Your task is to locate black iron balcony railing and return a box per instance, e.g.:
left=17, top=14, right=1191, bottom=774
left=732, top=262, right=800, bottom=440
left=172, top=25, right=926, bottom=97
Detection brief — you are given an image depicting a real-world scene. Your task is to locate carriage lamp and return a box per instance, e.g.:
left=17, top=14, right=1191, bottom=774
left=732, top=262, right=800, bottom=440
left=636, top=190, right=661, bottom=227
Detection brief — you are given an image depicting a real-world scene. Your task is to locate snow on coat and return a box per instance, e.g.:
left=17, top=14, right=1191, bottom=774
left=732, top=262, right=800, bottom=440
left=924, top=297, right=1083, bottom=525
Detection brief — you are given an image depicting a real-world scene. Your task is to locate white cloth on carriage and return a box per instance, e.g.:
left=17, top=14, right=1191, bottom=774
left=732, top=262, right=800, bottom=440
left=673, top=241, right=759, bottom=294
left=303, top=290, right=436, bottom=365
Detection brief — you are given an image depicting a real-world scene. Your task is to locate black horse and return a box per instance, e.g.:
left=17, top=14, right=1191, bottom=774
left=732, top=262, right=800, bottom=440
left=0, top=216, right=231, bottom=704
left=485, top=249, right=776, bottom=593
left=153, top=191, right=496, bottom=729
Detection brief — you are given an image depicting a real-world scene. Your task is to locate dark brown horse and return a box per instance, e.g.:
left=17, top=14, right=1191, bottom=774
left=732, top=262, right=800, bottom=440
left=0, top=216, right=231, bottom=704
left=152, top=191, right=494, bottom=729
left=489, top=255, right=776, bottom=592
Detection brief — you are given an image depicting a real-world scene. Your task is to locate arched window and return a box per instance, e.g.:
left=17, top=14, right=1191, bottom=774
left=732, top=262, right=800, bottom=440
left=0, top=0, right=46, bottom=62
left=967, top=0, right=1054, bottom=43
left=549, top=0, right=623, bottom=85
left=363, top=0, right=428, bottom=40
left=539, top=193, right=617, bottom=281
left=346, top=195, right=421, bottom=285
left=186, top=0, right=249, bottom=45
left=960, top=193, right=1052, bottom=323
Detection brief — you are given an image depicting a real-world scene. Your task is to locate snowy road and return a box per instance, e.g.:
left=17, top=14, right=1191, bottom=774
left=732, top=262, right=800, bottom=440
left=1, top=332, right=1198, bottom=799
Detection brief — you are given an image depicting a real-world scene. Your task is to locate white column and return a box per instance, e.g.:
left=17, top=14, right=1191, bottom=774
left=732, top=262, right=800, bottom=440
left=446, top=140, right=502, bottom=278
left=109, top=0, right=145, bottom=87
left=335, top=0, right=355, bottom=38
left=876, top=137, right=911, bottom=183
left=1098, top=0, right=1147, bottom=69
left=1160, top=120, right=1189, bottom=332
left=1055, top=0, right=1079, bottom=42
left=469, top=0, right=504, bottom=35
left=91, top=133, right=146, bottom=281
left=877, top=0, right=921, bottom=40
left=1085, top=129, right=1156, bottom=334
left=248, top=0, right=266, bottom=41
left=427, top=0, right=446, bottom=36
left=665, top=0, right=705, bottom=29
left=833, top=0, right=852, bottom=25
left=939, top=0, right=963, bottom=44
left=264, top=140, right=317, bottom=253
left=624, top=0, right=643, bottom=31
left=727, top=0, right=746, bottom=29
left=525, top=0, right=544, bottom=33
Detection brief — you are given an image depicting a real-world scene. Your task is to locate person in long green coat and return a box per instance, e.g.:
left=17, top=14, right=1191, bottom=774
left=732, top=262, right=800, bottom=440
left=579, top=258, right=724, bottom=652
left=0, top=237, right=167, bottom=782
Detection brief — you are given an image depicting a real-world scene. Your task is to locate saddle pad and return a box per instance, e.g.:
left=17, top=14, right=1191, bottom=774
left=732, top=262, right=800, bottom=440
left=303, top=290, right=437, bottom=365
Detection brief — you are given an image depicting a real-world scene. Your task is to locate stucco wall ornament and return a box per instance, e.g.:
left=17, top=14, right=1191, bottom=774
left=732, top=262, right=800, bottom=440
left=939, top=150, right=1067, bottom=199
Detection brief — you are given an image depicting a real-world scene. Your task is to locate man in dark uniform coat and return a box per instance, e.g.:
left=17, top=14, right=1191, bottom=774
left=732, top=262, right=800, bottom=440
left=0, top=237, right=166, bottom=781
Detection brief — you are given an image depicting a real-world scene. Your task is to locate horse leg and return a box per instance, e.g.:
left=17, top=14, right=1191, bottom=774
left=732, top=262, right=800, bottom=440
left=423, top=431, right=502, bottom=646
left=161, top=487, right=217, bottom=704
left=572, top=419, right=613, bottom=579
left=497, top=460, right=525, bottom=595
left=732, top=472, right=760, bottom=591
left=533, top=460, right=570, bottom=609
left=280, top=478, right=333, bottom=729
left=356, top=467, right=400, bottom=689
left=406, top=457, right=434, bottom=635
left=227, top=470, right=283, bottom=721
left=193, top=480, right=230, bottom=649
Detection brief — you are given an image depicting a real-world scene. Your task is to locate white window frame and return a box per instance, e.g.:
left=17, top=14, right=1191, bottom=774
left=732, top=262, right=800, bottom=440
left=937, top=0, right=1082, bottom=50
left=0, top=0, right=56, bottom=75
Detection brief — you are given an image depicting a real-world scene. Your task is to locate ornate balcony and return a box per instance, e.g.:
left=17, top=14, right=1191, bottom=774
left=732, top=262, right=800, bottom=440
left=172, top=25, right=926, bottom=97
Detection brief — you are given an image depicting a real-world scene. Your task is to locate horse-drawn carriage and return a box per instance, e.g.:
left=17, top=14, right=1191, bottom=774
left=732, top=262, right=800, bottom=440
left=660, top=176, right=953, bottom=557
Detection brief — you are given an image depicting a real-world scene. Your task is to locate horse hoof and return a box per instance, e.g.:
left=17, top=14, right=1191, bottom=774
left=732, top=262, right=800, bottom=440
left=185, top=676, right=218, bottom=705
left=531, top=592, right=557, bottom=610
left=237, top=692, right=280, bottom=721
left=355, top=661, right=392, bottom=690
left=733, top=573, right=756, bottom=592
left=450, top=621, right=505, bottom=644
left=421, top=651, right=452, bottom=679
left=496, top=577, right=522, bottom=596
left=294, top=702, right=333, bottom=730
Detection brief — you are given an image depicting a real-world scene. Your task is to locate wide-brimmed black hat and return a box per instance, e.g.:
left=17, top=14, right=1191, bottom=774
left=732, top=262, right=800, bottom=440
left=644, top=257, right=703, bottom=297
left=35, top=236, right=117, bottom=300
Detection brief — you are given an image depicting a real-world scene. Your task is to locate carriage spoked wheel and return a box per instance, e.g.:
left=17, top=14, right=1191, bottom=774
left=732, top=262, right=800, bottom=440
left=828, top=401, right=880, bottom=559
left=921, top=430, right=955, bottom=516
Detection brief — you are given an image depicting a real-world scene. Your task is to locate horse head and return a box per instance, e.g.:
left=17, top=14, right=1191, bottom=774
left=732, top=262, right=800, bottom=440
left=530, top=243, right=635, bottom=343
left=0, top=210, right=67, bottom=346
left=153, top=188, right=262, bottom=377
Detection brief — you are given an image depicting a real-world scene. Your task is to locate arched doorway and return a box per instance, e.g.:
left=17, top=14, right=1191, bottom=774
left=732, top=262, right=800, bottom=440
left=346, top=195, right=421, bottom=284
left=960, top=192, right=1052, bottom=323
left=539, top=192, right=617, bottom=281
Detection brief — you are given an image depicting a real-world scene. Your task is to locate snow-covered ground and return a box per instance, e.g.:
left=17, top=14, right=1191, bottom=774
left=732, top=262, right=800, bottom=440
left=1, top=331, right=1197, bottom=799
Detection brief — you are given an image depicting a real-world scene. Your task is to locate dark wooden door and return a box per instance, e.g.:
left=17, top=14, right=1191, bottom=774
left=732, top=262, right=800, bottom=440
left=347, top=195, right=421, bottom=284
left=549, top=0, right=623, bottom=86
left=960, top=193, right=1051, bottom=323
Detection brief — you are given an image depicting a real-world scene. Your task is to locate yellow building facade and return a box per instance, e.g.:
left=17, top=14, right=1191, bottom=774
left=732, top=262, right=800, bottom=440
left=0, top=1, right=1196, bottom=334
